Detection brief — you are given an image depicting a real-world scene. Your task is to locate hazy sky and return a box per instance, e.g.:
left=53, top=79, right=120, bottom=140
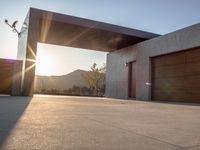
left=36, top=44, right=107, bottom=75
left=0, top=0, right=200, bottom=75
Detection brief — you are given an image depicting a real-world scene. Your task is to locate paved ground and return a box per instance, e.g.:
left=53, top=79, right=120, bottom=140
left=0, top=95, right=200, bottom=150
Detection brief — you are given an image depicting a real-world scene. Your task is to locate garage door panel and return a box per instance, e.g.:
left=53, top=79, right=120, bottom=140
left=0, top=59, right=15, bottom=94
left=153, top=89, right=186, bottom=95
left=153, top=78, right=185, bottom=90
left=186, top=48, right=200, bottom=63
left=153, top=90, right=186, bottom=101
left=153, top=87, right=185, bottom=93
left=152, top=47, right=200, bottom=103
left=185, top=76, right=200, bottom=88
left=152, top=52, right=185, bottom=67
left=185, top=62, right=200, bottom=76
left=0, top=83, right=12, bottom=93
left=153, top=64, right=185, bottom=78
left=185, top=93, right=200, bottom=102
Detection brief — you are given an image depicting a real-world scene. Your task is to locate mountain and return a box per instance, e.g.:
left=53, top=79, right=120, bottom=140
left=34, top=69, right=88, bottom=92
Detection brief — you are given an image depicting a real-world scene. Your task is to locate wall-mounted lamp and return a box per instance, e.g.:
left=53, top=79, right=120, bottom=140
left=125, top=62, right=129, bottom=67
left=146, top=82, right=151, bottom=86
left=4, top=19, right=21, bottom=38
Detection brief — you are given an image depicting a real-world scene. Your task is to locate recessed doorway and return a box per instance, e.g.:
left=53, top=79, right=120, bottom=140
left=128, top=61, right=136, bottom=98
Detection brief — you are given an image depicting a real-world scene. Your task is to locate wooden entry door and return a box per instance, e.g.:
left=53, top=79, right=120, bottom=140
left=128, top=62, right=136, bottom=98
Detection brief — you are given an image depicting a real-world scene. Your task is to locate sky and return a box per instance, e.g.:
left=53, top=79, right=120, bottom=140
left=0, top=0, right=200, bottom=75
left=36, top=44, right=107, bottom=76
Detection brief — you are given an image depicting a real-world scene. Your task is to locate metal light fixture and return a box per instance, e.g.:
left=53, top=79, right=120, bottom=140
left=125, top=62, right=129, bottom=67
left=145, top=82, right=151, bottom=86
left=4, top=19, right=21, bottom=38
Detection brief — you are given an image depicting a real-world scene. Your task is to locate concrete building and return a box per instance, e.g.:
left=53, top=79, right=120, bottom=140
left=1, top=8, right=200, bottom=103
left=106, top=23, right=200, bottom=103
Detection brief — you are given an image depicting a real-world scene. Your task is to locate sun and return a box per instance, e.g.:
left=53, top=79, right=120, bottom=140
left=35, top=48, right=54, bottom=76
left=35, top=43, right=107, bottom=76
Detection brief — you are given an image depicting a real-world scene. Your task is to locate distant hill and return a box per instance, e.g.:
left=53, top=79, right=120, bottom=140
left=34, top=69, right=88, bottom=92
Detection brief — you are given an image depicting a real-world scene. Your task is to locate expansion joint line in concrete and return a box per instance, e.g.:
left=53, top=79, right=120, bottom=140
left=82, top=115, right=186, bottom=150
left=176, top=144, right=200, bottom=150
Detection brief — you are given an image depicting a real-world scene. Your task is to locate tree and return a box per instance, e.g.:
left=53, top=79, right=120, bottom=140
left=49, top=88, right=59, bottom=94
left=83, top=63, right=106, bottom=96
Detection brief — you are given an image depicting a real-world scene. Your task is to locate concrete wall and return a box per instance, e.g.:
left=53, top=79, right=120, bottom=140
left=12, top=11, right=30, bottom=96
left=106, top=23, right=200, bottom=100
left=12, top=8, right=39, bottom=96
left=22, top=9, right=39, bottom=96
left=106, top=46, right=137, bottom=99
left=136, top=23, right=200, bottom=100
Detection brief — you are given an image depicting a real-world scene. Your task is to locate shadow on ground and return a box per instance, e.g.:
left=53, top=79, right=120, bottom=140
left=0, top=96, right=32, bottom=148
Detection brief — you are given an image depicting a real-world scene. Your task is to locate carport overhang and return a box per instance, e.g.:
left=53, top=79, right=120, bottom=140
left=12, top=8, right=160, bottom=96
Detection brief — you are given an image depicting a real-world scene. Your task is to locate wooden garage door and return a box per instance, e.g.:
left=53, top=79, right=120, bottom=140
left=0, top=59, right=15, bottom=95
left=152, top=48, right=200, bottom=103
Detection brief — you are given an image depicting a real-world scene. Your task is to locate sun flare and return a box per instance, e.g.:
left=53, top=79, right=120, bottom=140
left=35, top=43, right=107, bottom=76
left=35, top=50, right=54, bottom=76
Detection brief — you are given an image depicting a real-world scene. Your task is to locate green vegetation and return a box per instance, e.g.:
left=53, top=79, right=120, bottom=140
left=83, top=63, right=106, bottom=96
left=34, top=63, right=106, bottom=96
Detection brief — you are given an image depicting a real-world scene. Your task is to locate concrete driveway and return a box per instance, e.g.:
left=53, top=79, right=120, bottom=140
left=0, top=95, right=200, bottom=150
